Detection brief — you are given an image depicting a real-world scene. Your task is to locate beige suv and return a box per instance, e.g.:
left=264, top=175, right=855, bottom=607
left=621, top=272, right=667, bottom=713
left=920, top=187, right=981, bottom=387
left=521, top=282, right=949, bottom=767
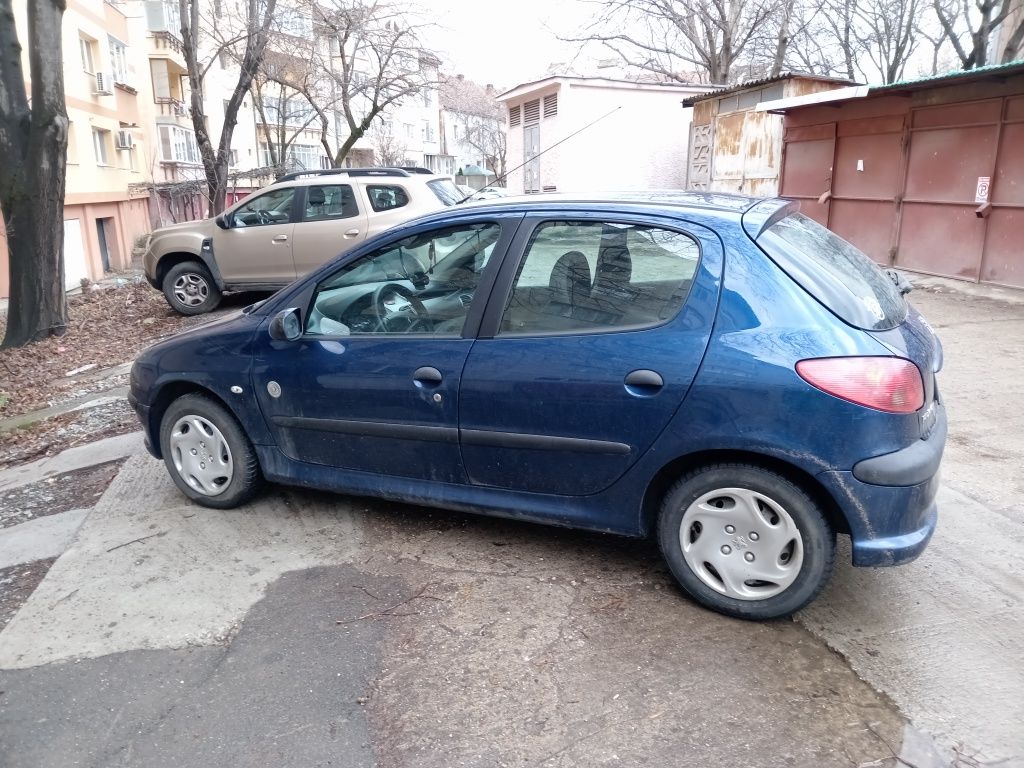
left=143, top=168, right=463, bottom=314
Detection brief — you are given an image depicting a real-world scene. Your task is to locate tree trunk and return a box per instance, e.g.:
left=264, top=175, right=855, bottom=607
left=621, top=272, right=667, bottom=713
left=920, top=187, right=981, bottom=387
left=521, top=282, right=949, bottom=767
left=771, top=0, right=794, bottom=77
left=0, top=0, right=69, bottom=348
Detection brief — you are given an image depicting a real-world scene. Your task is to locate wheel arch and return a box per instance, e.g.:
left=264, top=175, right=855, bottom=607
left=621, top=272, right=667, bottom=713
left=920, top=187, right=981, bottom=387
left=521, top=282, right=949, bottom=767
left=155, top=247, right=224, bottom=291
left=146, top=380, right=238, bottom=460
left=639, top=449, right=850, bottom=539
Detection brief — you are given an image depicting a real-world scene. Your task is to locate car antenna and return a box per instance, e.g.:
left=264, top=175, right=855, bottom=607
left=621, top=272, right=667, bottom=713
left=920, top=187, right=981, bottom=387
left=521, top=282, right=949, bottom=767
left=455, top=105, right=622, bottom=204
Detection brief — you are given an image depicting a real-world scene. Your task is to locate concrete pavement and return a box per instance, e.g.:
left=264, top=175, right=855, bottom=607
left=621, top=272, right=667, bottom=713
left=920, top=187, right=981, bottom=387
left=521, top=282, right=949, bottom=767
left=1, top=275, right=1022, bottom=766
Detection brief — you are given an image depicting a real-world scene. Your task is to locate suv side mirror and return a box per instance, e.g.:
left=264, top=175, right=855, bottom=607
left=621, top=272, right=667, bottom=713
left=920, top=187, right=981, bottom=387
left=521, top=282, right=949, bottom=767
left=269, top=308, right=302, bottom=341
left=215, top=213, right=230, bottom=229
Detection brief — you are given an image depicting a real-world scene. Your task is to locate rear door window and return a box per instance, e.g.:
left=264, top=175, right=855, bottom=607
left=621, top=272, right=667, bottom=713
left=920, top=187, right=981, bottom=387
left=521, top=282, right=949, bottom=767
left=756, top=213, right=907, bottom=331
left=366, top=184, right=410, bottom=212
left=500, top=221, right=700, bottom=335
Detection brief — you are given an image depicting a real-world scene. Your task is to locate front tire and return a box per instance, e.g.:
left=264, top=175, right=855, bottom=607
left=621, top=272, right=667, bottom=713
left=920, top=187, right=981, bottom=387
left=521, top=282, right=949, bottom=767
left=163, top=261, right=222, bottom=315
left=657, top=464, right=835, bottom=620
left=159, top=394, right=263, bottom=509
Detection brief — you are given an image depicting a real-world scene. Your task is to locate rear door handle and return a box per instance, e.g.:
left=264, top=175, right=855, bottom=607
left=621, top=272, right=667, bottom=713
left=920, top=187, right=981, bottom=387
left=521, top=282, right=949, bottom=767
left=412, top=366, right=443, bottom=386
left=624, top=369, right=664, bottom=394
left=272, top=234, right=288, bottom=243
left=344, top=228, right=360, bottom=238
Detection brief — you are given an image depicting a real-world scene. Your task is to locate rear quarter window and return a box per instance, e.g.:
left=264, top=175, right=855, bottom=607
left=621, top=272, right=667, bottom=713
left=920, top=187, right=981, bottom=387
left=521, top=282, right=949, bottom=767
left=756, top=213, right=907, bottom=331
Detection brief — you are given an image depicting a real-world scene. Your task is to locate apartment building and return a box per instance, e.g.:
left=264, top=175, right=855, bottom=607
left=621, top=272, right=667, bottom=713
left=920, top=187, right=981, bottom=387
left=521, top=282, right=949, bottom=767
left=1, top=0, right=152, bottom=297
left=439, top=74, right=503, bottom=185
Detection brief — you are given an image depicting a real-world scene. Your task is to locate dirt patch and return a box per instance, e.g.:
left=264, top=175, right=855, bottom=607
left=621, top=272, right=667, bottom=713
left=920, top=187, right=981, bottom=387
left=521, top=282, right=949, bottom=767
left=0, top=558, right=57, bottom=632
left=0, top=401, right=139, bottom=471
left=0, top=458, right=125, bottom=530
left=0, top=281, right=193, bottom=419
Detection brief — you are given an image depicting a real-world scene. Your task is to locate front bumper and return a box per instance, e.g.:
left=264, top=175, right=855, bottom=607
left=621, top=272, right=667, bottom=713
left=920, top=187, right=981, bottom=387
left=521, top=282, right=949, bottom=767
left=127, top=390, right=159, bottom=458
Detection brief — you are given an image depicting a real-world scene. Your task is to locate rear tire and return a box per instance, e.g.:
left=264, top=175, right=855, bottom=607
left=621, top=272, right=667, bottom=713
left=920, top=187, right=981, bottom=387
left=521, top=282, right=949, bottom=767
left=159, top=394, right=263, bottom=509
left=163, top=261, right=222, bottom=315
left=657, top=463, right=834, bottom=620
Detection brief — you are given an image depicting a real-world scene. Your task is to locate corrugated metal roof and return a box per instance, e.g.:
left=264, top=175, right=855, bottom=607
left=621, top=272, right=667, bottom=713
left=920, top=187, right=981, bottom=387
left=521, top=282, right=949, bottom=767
left=681, top=72, right=854, bottom=106
left=869, top=60, right=1024, bottom=92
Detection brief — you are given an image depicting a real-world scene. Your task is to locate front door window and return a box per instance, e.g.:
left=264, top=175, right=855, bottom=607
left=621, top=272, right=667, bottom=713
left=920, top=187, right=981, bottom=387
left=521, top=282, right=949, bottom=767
left=305, top=222, right=501, bottom=336
left=231, top=187, right=295, bottom=227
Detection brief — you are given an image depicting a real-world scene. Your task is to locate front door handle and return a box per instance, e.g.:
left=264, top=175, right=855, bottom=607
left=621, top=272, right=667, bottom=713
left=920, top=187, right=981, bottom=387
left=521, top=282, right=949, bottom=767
left=624, top=369, right=664, bottom=395
left=344, top=228, right=360, bottom=238
left=412, top=366, right=443, bottom=386
left=272, top=234, right=288, bottom=243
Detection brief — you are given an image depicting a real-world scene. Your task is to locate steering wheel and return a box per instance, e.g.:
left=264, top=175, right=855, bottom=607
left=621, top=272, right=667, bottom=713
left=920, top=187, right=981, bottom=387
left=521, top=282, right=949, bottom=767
left=370, top=283, right=432, bottom=333
left=256, top=209, right=273, bottom=225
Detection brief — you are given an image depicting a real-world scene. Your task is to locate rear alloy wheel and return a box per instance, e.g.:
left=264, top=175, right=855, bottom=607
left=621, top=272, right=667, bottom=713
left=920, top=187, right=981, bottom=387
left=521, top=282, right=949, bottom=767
left=658, top=464, right=834, bottom=620
left=163, top=261, right=222, bottom=315
left=159, top=394, right=262, bottom=509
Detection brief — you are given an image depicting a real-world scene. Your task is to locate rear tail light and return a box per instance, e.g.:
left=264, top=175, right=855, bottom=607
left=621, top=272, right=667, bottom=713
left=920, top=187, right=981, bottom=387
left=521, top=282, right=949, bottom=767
left=796, top=357, right=925, bottom=414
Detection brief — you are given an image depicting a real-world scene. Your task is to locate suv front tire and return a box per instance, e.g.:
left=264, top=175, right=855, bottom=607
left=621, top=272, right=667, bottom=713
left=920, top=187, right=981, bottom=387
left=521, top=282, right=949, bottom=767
left=163, top=261, right=222, bottom=315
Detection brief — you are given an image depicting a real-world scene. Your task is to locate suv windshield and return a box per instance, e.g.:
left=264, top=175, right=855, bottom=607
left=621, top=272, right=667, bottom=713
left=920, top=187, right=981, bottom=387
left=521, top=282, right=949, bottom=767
left=756, top=213, right=907, bottom=331
left=427, top=178, right=462, bottom=206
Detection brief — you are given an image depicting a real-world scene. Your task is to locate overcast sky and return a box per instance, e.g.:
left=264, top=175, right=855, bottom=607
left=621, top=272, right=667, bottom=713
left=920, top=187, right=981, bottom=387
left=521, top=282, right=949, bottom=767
left=426, top=0, right=596, bottom=92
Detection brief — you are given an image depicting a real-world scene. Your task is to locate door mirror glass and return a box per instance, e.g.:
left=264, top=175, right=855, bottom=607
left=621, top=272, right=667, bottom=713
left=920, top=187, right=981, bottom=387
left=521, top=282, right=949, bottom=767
left=269, top=308, right=302, bottom=341
left=215, top=213, right=230, bottom=229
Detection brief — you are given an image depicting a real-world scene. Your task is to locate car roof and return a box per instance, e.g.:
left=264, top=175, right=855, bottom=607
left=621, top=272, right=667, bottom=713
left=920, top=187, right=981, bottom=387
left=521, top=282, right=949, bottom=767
left=456, top=190, right=765, bottom=215
left=269, top=168, right=452, bottom=187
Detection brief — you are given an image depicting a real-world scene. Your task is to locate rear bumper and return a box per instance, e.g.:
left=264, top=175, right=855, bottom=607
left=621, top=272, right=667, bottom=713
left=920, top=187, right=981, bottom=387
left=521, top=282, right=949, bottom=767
left=817, top=468, right=940, bottom=567
left=853, top=406, right=947, bottom=486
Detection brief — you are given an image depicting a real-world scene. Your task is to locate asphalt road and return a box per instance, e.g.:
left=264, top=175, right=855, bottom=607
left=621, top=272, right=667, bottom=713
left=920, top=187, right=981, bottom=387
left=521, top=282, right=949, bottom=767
left=0, top=276, right=1021, bottom=767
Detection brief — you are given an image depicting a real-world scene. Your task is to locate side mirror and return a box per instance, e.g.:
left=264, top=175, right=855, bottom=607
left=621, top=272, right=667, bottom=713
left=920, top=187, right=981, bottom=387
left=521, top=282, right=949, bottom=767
left=215, top=213, right=230, bottom=229
left=268, top=308, right=302, bottom=341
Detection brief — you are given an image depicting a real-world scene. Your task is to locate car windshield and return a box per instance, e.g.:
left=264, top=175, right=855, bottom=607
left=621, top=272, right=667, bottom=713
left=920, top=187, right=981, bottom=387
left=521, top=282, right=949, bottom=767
left=427, top=178, right=463, bottom=206
left=756, top=213, right=907, bottom=331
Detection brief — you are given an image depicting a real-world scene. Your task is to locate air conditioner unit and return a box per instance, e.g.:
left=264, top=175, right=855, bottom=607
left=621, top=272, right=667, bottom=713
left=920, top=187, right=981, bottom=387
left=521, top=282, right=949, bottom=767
left=116, top=129, right=134, bottom=150
left=94, top=72, right=113, bottom=95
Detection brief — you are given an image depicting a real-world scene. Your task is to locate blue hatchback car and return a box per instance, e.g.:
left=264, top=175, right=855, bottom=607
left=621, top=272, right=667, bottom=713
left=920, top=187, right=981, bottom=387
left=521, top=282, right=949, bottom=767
left=130, top=192, right=946, bottom=620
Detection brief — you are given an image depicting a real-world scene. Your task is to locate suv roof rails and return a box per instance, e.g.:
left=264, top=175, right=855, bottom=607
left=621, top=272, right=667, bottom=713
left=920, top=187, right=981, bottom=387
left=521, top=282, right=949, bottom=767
left=276, top=167, right=414, bottom=182
left=399, top=166, right=436, bottom=174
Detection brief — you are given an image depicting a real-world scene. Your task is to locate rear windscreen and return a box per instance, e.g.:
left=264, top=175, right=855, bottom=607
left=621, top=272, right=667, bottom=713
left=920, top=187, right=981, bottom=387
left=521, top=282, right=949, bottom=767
left=756, top=213, right=907, bottom=331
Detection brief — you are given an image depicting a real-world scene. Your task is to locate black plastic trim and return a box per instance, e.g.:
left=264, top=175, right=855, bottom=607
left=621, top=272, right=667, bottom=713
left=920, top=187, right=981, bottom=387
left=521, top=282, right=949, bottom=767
left=852, top=406, right=947, bottom=486
left=272, top=415, right=459, bottom=443
left=460, top=428, right=631, bottom=455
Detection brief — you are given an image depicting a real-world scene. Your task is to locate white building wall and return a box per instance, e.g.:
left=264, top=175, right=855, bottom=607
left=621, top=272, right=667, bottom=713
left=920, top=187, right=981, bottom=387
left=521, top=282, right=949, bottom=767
left=501, top=78, right=712, bottom=195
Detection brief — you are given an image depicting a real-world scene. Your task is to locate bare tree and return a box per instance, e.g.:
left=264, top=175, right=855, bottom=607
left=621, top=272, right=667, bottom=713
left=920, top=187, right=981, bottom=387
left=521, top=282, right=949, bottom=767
left=309, top=0, right=439, bottom=166
left=932, top=0, right=1021, bottom=68
left=568, top=0, right=787, bottom=84
left=0, top=0, right=69, bottom=347
left=441, top=75, right=506, bottom=180
left=368, top=120, right=412, bottom=165
left=857, top=0, right=921, bottom=82
left=178, top=0, right=278, bottom=216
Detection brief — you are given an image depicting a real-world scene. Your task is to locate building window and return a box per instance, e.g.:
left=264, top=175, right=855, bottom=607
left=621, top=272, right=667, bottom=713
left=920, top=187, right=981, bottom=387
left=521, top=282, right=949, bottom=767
left=422, top=120, right=435, bottom=142
left=230, top=149, right=239, bottom=166
left=260, top=142, right=324, bottom=171
left=508, top=105, right=521, bottom=127
left=108, top=37, right=129, bottom=85
left=404, top=122, right=414, bottom=138
left=277, top=8, right=313, bottom=37
left=261, top=96, right=314, bottom=127
left=92, top=128, right=110, bottom=165
left=80, top=35, right=96, bottom=73
left=158, top=124, right=201, bottom=164
left=421, top=89, right=431, bottom=107
left=146, top=0, right=181, bottom=33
